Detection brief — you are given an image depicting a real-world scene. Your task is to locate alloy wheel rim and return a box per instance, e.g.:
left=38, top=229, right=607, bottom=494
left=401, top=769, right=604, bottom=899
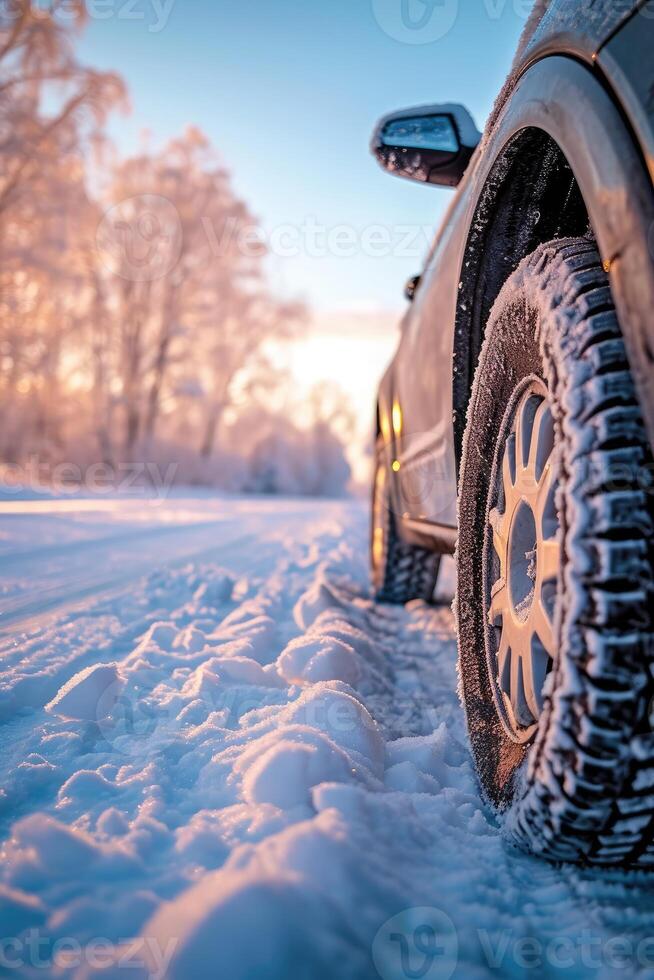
left=485, top=377, right=561, bottom=743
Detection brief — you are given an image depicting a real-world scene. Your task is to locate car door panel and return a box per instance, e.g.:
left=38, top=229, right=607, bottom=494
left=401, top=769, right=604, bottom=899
left=393, top=181, right=475, bottom=529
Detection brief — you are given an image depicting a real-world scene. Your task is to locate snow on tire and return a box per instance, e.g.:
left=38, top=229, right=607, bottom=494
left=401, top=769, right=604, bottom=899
left=457, top=237, right=654, bottom=866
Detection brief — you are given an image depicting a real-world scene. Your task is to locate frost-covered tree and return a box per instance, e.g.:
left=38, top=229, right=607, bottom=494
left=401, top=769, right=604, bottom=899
left=0, top=0, right=124, bottom=216
left=0, top=8, right=352, bottom=497
left=92, top=127, right=306, bottom=460
left=0, top=0, right=124, bottom=459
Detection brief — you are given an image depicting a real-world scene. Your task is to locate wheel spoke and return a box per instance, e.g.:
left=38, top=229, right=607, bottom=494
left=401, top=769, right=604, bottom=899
left=489, top=506, right=508, bottom=574
left=528, top=401, right=554, bottom=484
left=503, top=432, right=517, bottom=492
left=485, top=379, right=561, bottom=741
left=497, top=632, right=511, bottom=692
left=515, top=398, right=529, bottom=471
left=488, top=576, right=508, bottom=625
left=511, top=649, right=532, bottom=727
left=539, top=537, right=560, bottom=584
left=523, top=632, right=550, bottom=719
left=536, top=452, right=554, bottom=507
left=489, top=506, right=504, bottom=535
left=532, top=599, right=557, bottom=659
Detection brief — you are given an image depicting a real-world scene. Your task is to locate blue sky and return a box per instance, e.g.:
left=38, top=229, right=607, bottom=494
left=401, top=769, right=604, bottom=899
left=79, top=0, right=531, bottom=315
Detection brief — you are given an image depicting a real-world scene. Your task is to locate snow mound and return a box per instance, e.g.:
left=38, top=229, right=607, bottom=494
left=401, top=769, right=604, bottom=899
left=137, top=861, right=366, bottom=980
left=277, top=633, right=361, bottom=686
left=237, top=728, right=360, bottom=808
left=45, top=663, right=124, bottom=721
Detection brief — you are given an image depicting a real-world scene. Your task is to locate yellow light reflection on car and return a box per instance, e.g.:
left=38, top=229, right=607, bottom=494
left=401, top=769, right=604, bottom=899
left=392, top=400, right=403, bottom=435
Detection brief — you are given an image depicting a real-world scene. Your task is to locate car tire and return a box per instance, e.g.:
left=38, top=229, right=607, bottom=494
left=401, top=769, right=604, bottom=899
left=372, top=441, right=441, bottom=604
left=456, top=236, right=654, bottom=866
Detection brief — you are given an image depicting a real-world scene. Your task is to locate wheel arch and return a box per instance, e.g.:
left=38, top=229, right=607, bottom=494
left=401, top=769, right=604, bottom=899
left=453, top=55, right=654, bottom=466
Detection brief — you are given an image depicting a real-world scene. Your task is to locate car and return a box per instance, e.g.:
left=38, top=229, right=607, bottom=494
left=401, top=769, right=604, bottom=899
left=370, top=0, right=654, bottom=867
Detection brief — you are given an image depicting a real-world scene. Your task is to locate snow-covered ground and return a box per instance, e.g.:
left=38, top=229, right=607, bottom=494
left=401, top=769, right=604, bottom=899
left=2, top=493, right=654, bottom=980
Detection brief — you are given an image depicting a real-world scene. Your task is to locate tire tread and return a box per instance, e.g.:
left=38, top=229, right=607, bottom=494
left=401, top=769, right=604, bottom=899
left=507, top=241, right=654, bottom=866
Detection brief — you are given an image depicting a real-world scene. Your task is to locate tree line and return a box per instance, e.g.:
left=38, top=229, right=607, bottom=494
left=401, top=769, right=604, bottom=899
left=0, top=1, right=352, bottom=496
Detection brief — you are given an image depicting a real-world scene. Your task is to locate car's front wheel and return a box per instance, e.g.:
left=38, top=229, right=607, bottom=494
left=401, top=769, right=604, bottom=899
left=457, top=237, right=654, bottom=866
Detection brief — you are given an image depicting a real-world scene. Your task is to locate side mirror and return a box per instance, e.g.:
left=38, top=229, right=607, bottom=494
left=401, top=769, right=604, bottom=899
left=371, top=104, right=481, bottom=188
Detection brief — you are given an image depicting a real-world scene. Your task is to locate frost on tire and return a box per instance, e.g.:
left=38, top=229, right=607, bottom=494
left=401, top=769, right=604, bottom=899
left=456, top=237, right=654, bottom=866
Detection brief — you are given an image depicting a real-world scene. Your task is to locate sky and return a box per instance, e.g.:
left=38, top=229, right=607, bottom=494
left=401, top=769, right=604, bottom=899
left=78, top=0, right=531, bottom=475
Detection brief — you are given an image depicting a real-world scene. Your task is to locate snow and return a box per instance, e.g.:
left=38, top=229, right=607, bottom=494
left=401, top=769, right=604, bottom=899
left=2, top=493, right=654, bottom=978
left=45, top=664, right=124, bottom=722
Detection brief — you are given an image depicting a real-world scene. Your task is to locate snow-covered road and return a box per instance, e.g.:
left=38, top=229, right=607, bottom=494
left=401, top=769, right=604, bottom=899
left=2, top=494, right=654, bottom=979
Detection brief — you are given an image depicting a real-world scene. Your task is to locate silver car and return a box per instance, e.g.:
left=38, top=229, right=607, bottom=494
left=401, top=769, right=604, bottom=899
left=371, top=0, right=654, bottom=866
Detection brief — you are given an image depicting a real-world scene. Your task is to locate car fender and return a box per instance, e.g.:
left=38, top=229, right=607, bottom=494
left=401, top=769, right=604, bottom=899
left=598, top=1, right=654, bottom=186
left=456, top=54, right=654, bottom=451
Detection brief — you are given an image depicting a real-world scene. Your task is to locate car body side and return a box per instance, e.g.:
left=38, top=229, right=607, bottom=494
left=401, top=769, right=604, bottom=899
left=377, top=0, right=654, bottom=556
